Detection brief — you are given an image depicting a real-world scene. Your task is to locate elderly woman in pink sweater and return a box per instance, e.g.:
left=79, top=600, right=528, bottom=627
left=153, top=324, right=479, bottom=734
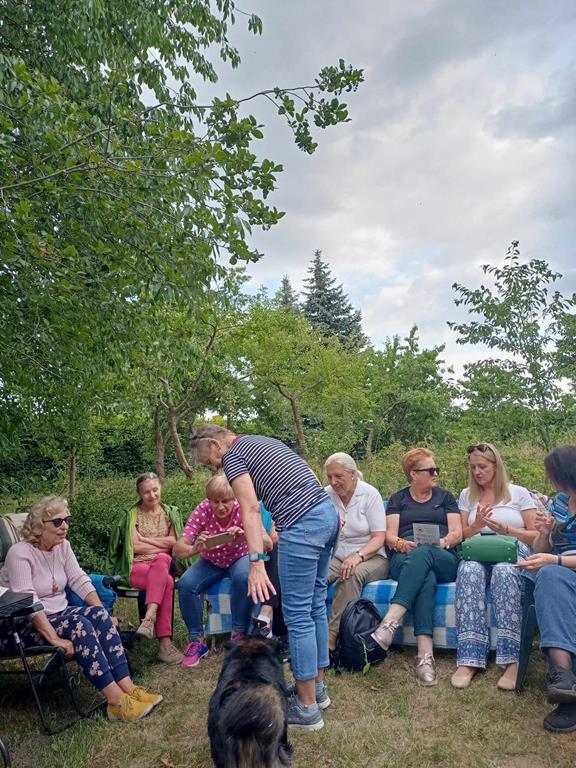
left=0, top=496, right=161, bottom=722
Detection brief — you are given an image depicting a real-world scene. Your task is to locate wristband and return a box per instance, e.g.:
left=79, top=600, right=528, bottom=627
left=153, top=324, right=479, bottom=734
left=558, top=555, right=564, bottom=567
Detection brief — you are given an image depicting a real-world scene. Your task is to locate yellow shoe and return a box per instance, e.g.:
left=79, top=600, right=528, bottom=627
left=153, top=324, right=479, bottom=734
left=107, top=692, right=154, bottom=722
left=129, top=685, right=163, bottom=708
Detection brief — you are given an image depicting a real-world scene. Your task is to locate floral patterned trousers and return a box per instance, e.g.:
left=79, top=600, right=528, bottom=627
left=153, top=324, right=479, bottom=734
left=0, top=605, right=130, bottom=690
left=455, top=544, right=528, bottom=668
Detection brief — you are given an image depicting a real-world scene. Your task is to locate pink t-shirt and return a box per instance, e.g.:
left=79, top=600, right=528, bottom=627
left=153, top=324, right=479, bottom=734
left=182, top=499, right=248, bottom=568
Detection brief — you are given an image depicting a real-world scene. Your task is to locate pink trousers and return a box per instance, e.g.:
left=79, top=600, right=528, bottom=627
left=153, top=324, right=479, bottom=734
left=129, top=552, right=174, bottom=638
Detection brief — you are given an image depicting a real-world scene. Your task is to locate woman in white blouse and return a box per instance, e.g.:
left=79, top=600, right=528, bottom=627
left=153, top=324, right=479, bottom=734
left=452, top=443, right=537, bottom=690
left=325, top=453, right=388, bottom=655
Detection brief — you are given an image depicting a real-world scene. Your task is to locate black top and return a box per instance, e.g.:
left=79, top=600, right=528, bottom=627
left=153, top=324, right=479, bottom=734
left=386, top=486, right=459, bottom=538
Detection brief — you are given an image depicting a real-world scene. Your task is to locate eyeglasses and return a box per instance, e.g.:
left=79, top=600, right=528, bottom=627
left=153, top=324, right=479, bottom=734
left=413, top=467, right=440, bottom=476
left=44, top=516, right=72, bottom=528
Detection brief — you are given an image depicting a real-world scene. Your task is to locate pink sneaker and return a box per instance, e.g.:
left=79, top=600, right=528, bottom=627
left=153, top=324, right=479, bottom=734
left=181, top=640, right=209, bottom=668
left=230, top=631, right=245, bottom=643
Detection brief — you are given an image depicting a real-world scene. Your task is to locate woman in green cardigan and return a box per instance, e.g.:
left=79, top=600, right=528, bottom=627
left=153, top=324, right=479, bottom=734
left=107, top=473, right=187, bottom=664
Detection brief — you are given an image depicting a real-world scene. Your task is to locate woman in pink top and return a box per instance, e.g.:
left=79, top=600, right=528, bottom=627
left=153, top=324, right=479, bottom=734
left=173, top=474, right=271, bottom=668
left=0, top=496, right=161, bottom=722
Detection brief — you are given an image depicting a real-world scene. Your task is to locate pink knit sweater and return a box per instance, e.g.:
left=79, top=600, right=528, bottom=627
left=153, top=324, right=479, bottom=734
left=0, top=539, right=94, bottom=615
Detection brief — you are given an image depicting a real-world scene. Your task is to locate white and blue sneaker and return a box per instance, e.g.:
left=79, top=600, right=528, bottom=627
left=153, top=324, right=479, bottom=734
left=287, top=696, right=324, bottom=731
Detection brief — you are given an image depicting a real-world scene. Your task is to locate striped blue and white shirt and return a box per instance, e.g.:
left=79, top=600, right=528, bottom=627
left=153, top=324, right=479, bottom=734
left=221, top=435, right=329, bottom=530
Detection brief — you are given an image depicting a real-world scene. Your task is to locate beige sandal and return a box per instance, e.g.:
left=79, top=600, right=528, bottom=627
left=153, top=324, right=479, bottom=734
left=135, top=615, right=155, bottom=639
left=497, top=664, right=518, bottom=691
left=451, top=666, right=478, bottom=689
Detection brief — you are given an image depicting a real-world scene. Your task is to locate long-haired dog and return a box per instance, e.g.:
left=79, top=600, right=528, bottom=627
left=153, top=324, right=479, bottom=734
left=208, top=636, right=293, bottom=768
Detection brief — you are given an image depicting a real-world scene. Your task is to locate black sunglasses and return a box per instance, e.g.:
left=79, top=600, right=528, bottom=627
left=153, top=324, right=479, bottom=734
left=413, top=467, right=440, bottom=476
left=45, top=516, right=72, bottom=528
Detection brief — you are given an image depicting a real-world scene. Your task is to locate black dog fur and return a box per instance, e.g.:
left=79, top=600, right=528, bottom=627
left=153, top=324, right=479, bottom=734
left=208, top=636, right=293, bottom=768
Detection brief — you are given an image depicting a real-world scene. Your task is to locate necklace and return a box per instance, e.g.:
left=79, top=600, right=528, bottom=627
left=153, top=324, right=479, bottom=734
left=40, top=549, right=59, bottom=593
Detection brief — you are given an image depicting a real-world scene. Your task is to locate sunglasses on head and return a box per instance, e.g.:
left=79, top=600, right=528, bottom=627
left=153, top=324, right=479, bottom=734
left=467, top=443, right=491, bottom=454
left=413, top=467, right=440, bottom=476
left=45, top=516, right=72, bottom=528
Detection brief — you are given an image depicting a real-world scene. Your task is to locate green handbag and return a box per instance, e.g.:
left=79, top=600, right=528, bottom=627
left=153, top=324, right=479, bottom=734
left=460, top=534, right=519, bottom=564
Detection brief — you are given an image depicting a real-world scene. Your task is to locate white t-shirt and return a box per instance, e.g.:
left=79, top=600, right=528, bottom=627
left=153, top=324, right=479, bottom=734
left=325, top=479, right=387, bottom=560
left=459, top=484, right=535, bottom=533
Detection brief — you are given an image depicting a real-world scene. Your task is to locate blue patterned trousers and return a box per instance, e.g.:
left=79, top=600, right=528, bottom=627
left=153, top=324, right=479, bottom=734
left=0, top=605, right=130, bottom=690
left=455, top=544, right=528, bottom=668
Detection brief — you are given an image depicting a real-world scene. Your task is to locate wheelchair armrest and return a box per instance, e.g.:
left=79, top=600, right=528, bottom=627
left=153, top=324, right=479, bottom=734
left=9, top=601, right=44, bottom=619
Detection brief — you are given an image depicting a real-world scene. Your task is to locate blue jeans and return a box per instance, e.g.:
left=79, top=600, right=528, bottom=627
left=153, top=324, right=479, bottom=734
left=177, top=555, right=251, bottom=640
left=534, top=564, right=576, bottom=658
left=278, top=499, right=339, bottom=681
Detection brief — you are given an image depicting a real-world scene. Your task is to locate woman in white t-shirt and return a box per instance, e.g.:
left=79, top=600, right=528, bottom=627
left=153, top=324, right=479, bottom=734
left=325, top=453, right=388, bottom=657
left=452, top=442, right=537, bottom=691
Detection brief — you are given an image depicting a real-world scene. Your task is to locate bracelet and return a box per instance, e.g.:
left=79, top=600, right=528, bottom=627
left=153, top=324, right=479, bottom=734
left=558, top=555, right=564, bottom=567
left=505, top=525, right=510, bottom=535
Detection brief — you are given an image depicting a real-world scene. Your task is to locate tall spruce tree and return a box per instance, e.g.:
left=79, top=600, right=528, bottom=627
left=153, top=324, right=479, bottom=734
left=302, top=250, right=366, bottom=347
left=274, top=275, right=300, bottom=314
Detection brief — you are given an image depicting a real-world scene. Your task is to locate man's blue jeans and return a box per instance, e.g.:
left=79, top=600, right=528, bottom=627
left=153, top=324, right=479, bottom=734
left=278, top=499, right=339, bottom=681
left=177, top=555, right=251, bottom=640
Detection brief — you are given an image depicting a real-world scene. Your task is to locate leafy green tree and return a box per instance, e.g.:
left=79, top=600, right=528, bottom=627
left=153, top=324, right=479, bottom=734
left=237, top=304, right=368, bottom=455
left=449, top=241, right=576, bottom=448
left=302, top=250, right=366, bottom=347
left=0, top=1, right=363, bottom=480
left=363, top=327, right=455, bottom=452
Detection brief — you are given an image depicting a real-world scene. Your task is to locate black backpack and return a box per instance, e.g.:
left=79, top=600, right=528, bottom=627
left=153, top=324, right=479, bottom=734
left=333, top=598, right=387, bottom=673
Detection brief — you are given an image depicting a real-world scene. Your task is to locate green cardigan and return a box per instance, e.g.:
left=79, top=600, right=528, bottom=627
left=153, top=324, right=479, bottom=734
left=106, top=504, right=191, bottom=583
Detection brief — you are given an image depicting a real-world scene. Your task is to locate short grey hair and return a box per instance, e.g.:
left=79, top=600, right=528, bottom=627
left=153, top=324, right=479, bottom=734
left=21, top=496, right=69, bottom=545
left=191, top=424, right=233, bottom=461
left=324, top=452, right=364, bottom=480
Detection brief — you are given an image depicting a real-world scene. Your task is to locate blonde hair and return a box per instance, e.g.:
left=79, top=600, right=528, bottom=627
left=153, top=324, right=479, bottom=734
left=324, top=452, right=364, bottom=481
left=401, top=448, right=435, bottom=481
left=21, top=496, right=69, bottom=545
left=205, top=474, right=235, bottom=500
left=467, top=442, right=511, bottom=505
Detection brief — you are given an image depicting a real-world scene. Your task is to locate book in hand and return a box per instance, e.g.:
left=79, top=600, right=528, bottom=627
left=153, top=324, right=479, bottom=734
left=412, top=523, right=441, bottom=547
left=203, top=532, right=234, bottom=550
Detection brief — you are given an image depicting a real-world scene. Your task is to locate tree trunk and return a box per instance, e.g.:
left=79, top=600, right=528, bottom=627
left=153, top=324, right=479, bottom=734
left=67, top=444, right=77, bottom=500
left=289, top=396, right=307, bottom=456
left=155, top=407, right=167, bottom=481
left=366, top=426, right=374, bottom=457
left=168, top=407, right=195, bottom=479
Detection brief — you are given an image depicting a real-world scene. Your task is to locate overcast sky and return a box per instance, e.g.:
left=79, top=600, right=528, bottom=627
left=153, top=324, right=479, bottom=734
left=198, top=0, right=576, bottom=373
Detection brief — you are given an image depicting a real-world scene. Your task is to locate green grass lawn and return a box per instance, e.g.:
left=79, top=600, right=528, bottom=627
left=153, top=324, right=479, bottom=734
left=2, top=599, right=575, bottom=768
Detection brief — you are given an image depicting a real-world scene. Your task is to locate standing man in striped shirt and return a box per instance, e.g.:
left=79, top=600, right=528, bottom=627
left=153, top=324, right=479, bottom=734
left=191, top=424, right=339, bottom=731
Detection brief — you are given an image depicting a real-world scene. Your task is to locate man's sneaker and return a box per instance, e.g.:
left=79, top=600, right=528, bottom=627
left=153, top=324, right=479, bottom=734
left=544, top=703, right=576, bottom=733
left=547, top=666, right=576, bottom=704
left=415, top=654, right=438, bottom=686
left=371, top=619, right=400, bottom=651
left=286, top=681, right=331, bottom=710
left=129, top=686, right=163, bottom=709
left=230, top=630, right=245, bottom=642
left=181, top=640, right=209, bottom=668
left=287, top=696, right=324, bottom=731
left=107, top=692, right=154, bottom=722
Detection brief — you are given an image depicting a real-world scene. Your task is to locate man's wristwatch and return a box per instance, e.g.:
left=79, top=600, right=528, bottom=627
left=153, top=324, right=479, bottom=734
left=356, top=550, right=364, bottom=561
left=249, top=552, right=270, bottom=563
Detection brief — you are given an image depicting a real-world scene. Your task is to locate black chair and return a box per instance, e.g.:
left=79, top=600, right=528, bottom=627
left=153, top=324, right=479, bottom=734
left=515, top=577, right=539, bottom=693
left=0, top=593, right=106, bottom=735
